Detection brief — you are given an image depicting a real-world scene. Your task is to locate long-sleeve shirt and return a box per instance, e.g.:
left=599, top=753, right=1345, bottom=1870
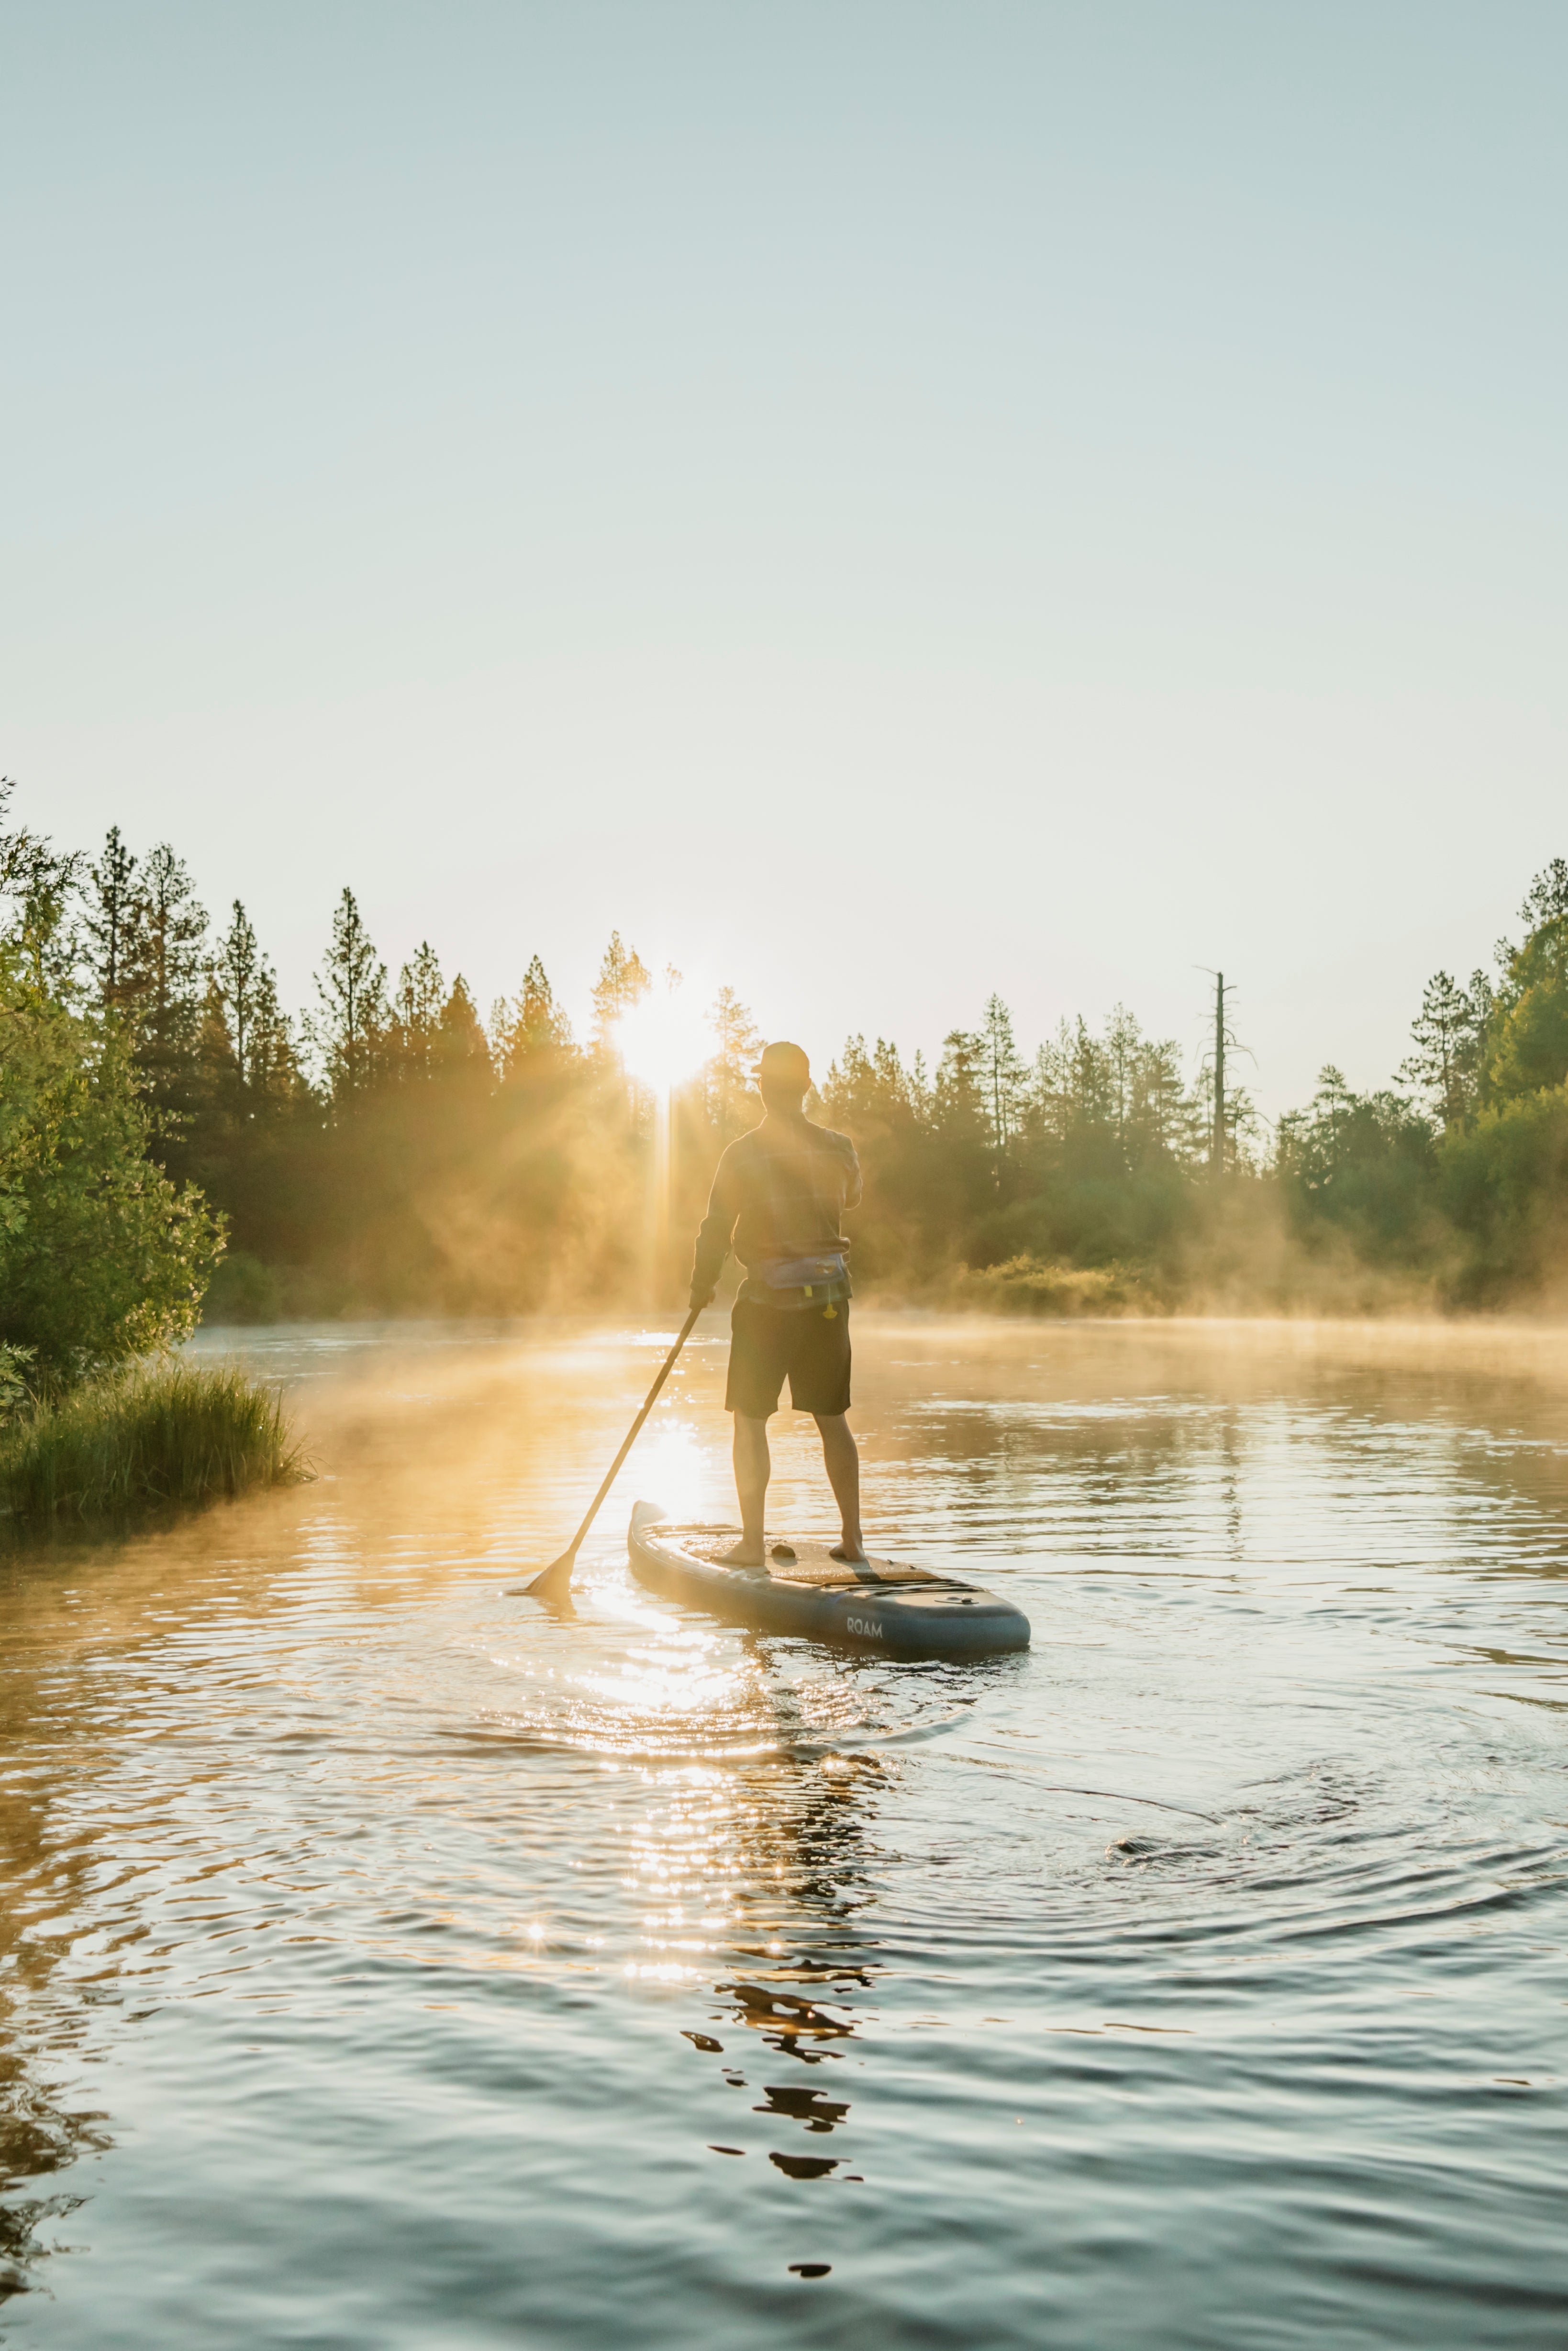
left=691, top=1115, right=862, bottom=1302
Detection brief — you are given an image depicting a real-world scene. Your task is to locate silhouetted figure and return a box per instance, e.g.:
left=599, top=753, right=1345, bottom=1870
left=689, top=1040, right=864, bottom=1566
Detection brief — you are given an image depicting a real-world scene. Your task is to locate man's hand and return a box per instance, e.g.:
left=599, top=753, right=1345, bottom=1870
left=689, top=1285, right=716, bottom=1311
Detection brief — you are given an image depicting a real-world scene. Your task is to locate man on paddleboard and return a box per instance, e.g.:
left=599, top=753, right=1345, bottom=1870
left=689, top=1040, right=866, bottom=1568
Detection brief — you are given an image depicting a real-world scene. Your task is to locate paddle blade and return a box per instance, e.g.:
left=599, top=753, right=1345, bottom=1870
left=507, top=1547, right=577, bottom=1601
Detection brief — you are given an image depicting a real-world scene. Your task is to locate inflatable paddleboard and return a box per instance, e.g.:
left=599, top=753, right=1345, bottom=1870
left=627, top=1501, right=1030, bottom=1661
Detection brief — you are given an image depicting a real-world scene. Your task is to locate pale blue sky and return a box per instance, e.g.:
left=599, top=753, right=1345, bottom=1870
left=5, top=1, right=1564, bottom=1111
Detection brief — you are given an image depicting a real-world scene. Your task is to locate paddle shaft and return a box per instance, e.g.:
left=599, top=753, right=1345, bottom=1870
left=560, top=1306, right=701, bottom=1563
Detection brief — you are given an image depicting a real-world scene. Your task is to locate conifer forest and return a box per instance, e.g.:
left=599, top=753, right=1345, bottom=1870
left=6, top=780, right=1568, bottom=1329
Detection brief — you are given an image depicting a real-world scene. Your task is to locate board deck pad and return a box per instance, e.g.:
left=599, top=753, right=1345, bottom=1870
left=683, top=1534, right=954, bottom=1590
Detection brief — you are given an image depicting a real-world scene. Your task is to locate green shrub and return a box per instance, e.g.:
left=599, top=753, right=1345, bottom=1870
left=0, top=1359, right=309, bottom=1524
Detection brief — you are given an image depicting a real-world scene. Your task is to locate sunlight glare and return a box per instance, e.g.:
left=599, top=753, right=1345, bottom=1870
left=631, top=1423, right=711, bottom=1523
left=615, top=992, right=711, bottom=1094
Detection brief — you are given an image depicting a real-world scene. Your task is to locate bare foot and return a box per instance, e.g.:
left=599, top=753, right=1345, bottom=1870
left=719, top=1541, right=766, bottom=1568
left=830, top=1541, right=869, bottom=1565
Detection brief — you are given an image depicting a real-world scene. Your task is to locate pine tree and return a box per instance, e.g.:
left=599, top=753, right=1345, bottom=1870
left=1219, top=1082, right=1265, bottom=1173
left=212, top=902, right=263, bottom=1086
left=196, top=973, right=240, bottom=1102
left=979, top=995, right=1026, bottom=1150
left=137, top=842, right=208, bottom=1101
left=590, top=931, right=651, bottom=1051
left=492, top=955, right=574, bottom=1075
left=82, top=825, right=144, bottom=1014
left=822, top=1036, right=923, bottom=1136
left=1104, top=1005, right=1141, bottom=1151
left=1127, top=1034, right=1203, bottom=1165
left=934, top=1029, right=989, bottom=1136
left=246, top=963, right=302, bottom=1105
left=706, top=986, right=761, bottom=1133
left=311, top=888, right=388, bottom=1105
left=1024, top=1032, right=1068, bottom=1148
left=1401, top=970, right=1486, bottom=1127
left=437, top=976, right=491, bottom=1084
left=140, top=844, right=207, bottom=1022
left=921, top=1028, right=996, bottom=1233
left=208, top=900, right=300, bottom=1109
left=1463, top=968, right=1496, bottom=1097
left=1066, top=1018, right=1114, bottom=1128
left=391, top=943, right=445, bottom=1083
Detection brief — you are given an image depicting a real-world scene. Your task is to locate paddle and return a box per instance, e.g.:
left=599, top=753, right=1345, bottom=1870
left=513, top=1305, right=703, bottom=1602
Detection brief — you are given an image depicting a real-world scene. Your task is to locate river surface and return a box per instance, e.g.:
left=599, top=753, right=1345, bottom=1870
left=2, top=1315, right=1567, bottom=2348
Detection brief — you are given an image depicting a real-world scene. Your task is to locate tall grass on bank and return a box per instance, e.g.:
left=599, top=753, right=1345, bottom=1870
left=0, top=1360, right=309, bottom=1525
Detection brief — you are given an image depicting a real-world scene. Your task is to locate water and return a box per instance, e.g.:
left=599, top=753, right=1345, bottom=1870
left=3, top=1315, right=1567, bottom=2348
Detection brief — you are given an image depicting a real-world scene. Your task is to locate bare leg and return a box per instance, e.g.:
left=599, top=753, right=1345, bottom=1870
left=814, top=1412, right=865, bottom=1561
left=721, top=1413, right=770, bottom=1565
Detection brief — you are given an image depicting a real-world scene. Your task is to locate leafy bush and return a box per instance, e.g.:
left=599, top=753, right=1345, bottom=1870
left=0, top=950, right=223, bottom=1390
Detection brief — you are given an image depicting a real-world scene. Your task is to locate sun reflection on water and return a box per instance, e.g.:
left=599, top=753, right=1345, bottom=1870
left=624, top=1419, right=711, bottom=1522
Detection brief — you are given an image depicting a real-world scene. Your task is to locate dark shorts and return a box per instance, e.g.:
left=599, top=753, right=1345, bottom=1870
left=726, top=1297, right=852, bottom=1420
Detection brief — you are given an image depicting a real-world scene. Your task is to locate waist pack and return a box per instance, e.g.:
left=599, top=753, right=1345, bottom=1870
left=742, top=1253, right=851, bottom=1312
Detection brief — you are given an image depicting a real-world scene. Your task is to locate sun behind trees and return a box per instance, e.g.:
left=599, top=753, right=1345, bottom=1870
left=8, top=780, right=1568, bottom=1323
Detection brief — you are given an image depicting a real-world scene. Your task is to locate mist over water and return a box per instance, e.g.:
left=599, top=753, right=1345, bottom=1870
left=2, top=1317, right=1567, bottom=2348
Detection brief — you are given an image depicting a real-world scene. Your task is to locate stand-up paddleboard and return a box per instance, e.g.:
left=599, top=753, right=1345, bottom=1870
left=627, top=1501, right=1030, bottom=1661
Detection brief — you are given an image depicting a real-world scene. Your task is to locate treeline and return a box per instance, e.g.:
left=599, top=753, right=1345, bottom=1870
left=1274, top=858, right=1568, bottom=1306
left=4, top=776, right=1567, bottom=1322
left=835, top=857, right=1568, bottom=1310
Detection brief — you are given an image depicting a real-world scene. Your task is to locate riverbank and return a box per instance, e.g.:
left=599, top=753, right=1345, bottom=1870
left=0, top=1358, right=309, bottom=1526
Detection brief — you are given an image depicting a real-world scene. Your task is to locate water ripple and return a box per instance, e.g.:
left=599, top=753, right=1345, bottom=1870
left=2, top=1319, right=1568, bottom=2346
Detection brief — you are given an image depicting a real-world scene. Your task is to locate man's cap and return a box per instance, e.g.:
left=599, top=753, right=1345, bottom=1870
left=753, top=1039, right=811, bottom=1090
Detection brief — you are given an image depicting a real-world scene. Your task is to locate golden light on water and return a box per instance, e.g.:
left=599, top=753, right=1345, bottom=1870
left=629, top=1422, right=709, bottom=1522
